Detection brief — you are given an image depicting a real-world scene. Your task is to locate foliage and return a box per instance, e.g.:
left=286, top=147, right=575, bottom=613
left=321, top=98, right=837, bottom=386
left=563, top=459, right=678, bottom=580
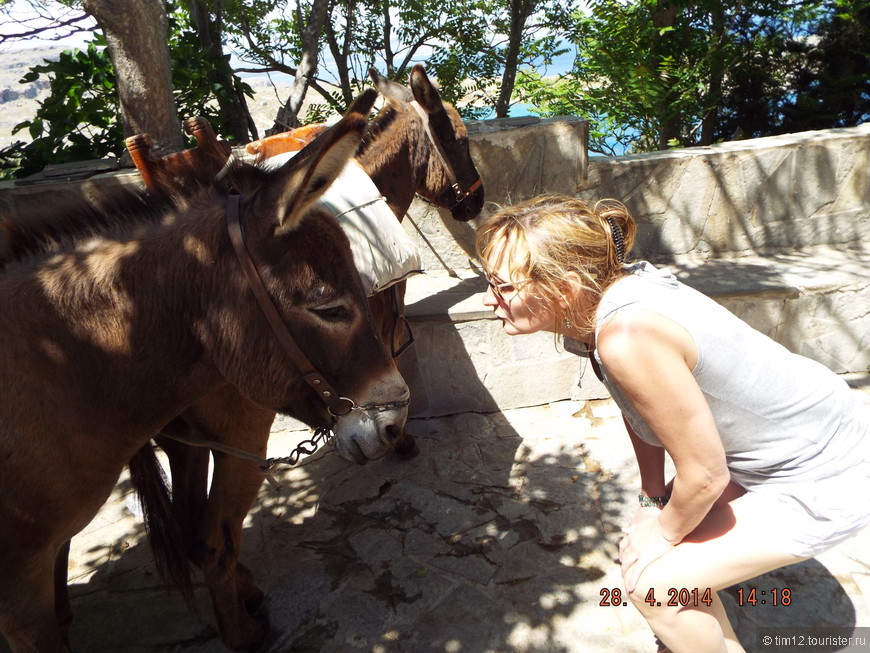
left=515, top=0, right=867, bottom=155
left=0, top=37, right=120, bottom=179
left=0, top=2, right=254, bottom=180
left=772, top=0, right=869, bottom=132
left=517, top=0, right=729, bottom=153
left=224, top=0, right=571, bottom=121
left=709, top=0, right=867, bottom=140
left=166, top=4, right=255, bottom=135
left=1, top=0, right=866, bottom=176
left=224, top=0, right=493, bottom=120
left=425, top=43, right=503, bottom=120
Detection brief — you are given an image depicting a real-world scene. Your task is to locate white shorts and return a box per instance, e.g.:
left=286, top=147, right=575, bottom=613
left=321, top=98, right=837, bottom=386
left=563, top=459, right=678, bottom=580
left=735, top=460, right=870, bottom=558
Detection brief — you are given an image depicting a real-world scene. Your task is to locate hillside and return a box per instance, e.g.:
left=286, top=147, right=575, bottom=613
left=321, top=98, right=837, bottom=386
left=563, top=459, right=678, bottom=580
left=0, top=43, right=306, bottom=152
left=0, top=45, right=56, bottom=149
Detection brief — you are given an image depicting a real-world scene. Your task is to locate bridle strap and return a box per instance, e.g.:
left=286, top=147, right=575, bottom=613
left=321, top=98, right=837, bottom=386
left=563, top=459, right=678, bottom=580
left=409, top=100, right=482, bottom=207
left=159, top=175, right=413, bottom=476
left=226, top=192, right=349, bottom=412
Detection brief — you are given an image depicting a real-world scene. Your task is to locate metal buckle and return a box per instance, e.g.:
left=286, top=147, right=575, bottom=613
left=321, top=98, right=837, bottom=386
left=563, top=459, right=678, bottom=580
left=326, top=397, right=357, bottom=417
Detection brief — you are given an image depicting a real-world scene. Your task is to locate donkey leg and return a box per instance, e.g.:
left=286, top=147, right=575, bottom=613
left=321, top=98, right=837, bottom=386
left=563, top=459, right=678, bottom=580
left=1, top=550, right=70, bottom=653
left=195, top=449, right=270, bottom=650
left=181, top=389, right=275, bottom=651
left=53, top=540, right=73, bottom=647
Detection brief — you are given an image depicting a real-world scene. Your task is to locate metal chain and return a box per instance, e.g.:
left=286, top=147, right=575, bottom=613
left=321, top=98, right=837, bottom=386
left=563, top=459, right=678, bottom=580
left=353, top=399, right=410, bottom=413
left=157, top=426, right=337, bottom=492
left=159, top=398, right=409, bottom=488
left=259, top=426, right=335, bottom=474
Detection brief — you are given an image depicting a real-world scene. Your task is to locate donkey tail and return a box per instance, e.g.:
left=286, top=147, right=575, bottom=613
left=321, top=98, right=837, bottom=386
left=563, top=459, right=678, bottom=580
left=127, top=442, right=194, bottom=606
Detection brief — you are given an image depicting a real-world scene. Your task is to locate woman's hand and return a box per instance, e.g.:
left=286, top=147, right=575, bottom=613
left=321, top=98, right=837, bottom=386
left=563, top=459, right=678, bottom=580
left=619, top=507, right=677, bottom=593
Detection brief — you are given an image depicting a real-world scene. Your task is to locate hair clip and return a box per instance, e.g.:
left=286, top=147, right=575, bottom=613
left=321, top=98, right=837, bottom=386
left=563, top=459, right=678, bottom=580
left=605, top=217, right=626, bottom=264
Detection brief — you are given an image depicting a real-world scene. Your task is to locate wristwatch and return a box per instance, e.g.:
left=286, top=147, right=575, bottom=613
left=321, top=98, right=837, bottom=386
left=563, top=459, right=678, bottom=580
left=638, top=494, right=669, bottom=508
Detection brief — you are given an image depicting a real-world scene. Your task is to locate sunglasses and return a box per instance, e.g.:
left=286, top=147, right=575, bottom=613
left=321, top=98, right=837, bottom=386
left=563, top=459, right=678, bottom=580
left=485, top=273, right=533, bottom=300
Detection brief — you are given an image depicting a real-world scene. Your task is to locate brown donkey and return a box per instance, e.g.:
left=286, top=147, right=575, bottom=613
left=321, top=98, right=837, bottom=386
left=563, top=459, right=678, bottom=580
left=119, top=65, right=484, bottom=650
left=0, top=90, right=409, bottom=653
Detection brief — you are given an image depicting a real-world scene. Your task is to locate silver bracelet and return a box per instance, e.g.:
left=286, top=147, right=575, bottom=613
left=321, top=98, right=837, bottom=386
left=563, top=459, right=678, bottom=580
left=638, top=494, right=669, bottom=508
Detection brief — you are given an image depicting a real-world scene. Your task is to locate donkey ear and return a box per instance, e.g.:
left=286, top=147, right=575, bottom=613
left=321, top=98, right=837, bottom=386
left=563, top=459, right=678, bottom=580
left=267, top=89, right=377, bottom=231
left=409, top=64, right=444, bottom=114
left=369, top=66, right=413, bottom=104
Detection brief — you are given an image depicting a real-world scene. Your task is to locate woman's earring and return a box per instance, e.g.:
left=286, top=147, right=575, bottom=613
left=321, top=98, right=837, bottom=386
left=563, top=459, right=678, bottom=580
left=564, top=317, right=572, bottom=330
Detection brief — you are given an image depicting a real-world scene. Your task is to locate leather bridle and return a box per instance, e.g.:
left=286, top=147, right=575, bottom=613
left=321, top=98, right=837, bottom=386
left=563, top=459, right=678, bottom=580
left=225, top=191, right=410, bottom=419
left=157, top=190, right=408, bottom=479
left=158, top=190, right=411, bottom=480
left=409, top=100, right=483, bottom=209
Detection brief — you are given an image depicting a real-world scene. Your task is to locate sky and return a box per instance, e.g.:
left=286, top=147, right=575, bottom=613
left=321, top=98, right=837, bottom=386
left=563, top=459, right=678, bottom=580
left=0, top=0, right=93, bottom=51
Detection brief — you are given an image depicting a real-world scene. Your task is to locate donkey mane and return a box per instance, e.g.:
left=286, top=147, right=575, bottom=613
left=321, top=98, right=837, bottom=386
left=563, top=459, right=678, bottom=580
left=214, top=157, right=273, bottom=193
left=357, top=104, right=401, bottom=158
left=0, top=184, right=175, bottom=269
left=0, top=158, right=282, bottom=271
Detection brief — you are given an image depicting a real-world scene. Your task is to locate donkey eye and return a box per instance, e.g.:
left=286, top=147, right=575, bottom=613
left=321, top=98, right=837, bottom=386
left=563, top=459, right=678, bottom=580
left=309, top=304, right=350, bottom=322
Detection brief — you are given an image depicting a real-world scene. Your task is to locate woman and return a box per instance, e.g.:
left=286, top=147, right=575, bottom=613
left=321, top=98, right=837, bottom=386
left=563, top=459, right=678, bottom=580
left=475, top=194, right=870, bottom=653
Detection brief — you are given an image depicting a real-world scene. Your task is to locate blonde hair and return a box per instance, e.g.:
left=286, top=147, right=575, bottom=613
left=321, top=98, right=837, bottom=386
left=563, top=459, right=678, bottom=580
left=475, top=194, right=637, bottom=336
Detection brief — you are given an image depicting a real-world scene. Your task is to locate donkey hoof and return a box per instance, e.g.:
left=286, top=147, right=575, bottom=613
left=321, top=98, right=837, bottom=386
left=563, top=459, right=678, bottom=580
left=393, top=433, right=420, bottom=460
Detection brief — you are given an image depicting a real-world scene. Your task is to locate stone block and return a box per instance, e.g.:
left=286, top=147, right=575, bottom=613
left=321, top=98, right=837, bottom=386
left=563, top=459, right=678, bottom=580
left=580, top=124, right=870, bottom=260
left=402, top=314, right=582, bottom=417
left=405, top=245, right=870, bottom=412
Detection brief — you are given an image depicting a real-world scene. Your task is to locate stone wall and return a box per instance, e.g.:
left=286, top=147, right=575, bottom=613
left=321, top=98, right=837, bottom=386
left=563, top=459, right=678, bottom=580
left=403, top=121, right=870, bottom=271
left=585, top=126, right=870, bottom=259
left=2, top=120, right=867, bottom=416
left=402, top=121, right=870, bottom=415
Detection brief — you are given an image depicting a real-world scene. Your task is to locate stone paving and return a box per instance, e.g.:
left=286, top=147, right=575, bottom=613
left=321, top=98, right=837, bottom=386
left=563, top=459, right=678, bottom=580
left=7, top=379, right=869, bottom=653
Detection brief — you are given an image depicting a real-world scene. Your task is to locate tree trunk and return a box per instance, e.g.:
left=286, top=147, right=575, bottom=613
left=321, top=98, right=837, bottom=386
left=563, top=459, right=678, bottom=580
left=186, top=0, right=253, bottom=142
left=699, top=5, right=726, bottom=146
left=81, top=0, right=183, bottom=156
left=495, top=0, right=537, bottom=118
left=270, top=0, right=331, bottom=133
left=651, top=1, right=680, bottom=149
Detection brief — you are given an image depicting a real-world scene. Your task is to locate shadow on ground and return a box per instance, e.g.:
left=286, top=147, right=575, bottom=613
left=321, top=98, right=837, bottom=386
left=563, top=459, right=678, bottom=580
left=2, top=404, right=861, bottom=653
left=53, top=409, right=627, bottom=652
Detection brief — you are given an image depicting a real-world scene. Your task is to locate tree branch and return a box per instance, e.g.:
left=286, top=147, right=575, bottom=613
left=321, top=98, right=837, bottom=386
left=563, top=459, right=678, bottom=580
left=0, top=12, right=93, bottom=44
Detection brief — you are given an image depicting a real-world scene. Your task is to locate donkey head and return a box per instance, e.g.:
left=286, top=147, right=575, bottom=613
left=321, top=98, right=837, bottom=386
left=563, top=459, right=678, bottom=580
left=215, top=90, right=409, bottom=463
left=369, top=65, right=484, bottom=222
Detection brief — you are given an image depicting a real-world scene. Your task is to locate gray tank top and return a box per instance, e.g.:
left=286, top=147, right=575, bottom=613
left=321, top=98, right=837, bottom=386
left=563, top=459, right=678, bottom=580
left=593, top=261, right=870, bottom=492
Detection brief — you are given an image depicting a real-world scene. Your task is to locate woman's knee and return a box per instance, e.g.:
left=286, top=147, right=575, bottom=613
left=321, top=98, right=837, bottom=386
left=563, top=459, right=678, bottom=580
left=624, top=557, right=692, bottom=617
left=624, top=564, right=663, bottom=613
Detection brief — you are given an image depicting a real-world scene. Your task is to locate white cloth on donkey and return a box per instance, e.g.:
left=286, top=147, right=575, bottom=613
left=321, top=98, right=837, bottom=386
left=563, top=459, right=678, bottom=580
left=317, top=160, right=423, bottom=295
left=261, top=153, right=423, bottom=295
